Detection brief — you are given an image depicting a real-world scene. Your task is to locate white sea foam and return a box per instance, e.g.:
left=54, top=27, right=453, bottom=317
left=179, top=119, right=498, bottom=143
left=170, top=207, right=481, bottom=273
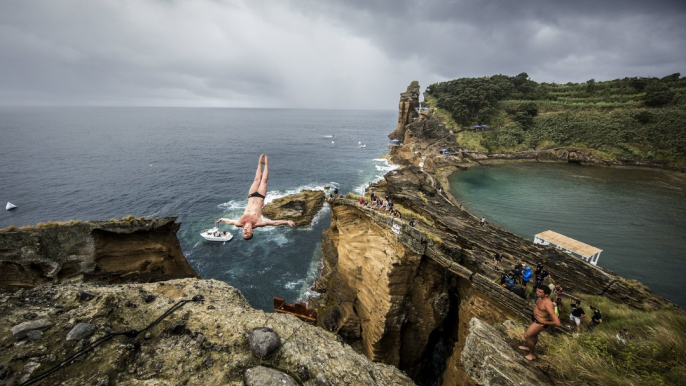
left=308, top=204, right=331, bottom=227
left=297, top=242, right=325, bottom=302
left=265, top=232, right=290, bottom=247
left=353, top=158, right=398, bottom=195
left=218, top=199, right=246, bottom=211
left=285, top=279, right=304, bottom=290
left=263, top=183, right=334, bottom=205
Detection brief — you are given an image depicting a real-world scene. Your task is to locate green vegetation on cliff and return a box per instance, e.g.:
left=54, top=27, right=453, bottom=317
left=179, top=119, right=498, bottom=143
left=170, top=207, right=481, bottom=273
left=426, top=73, right=686, bottom=163
left=537, top=294, right=686, bottom=386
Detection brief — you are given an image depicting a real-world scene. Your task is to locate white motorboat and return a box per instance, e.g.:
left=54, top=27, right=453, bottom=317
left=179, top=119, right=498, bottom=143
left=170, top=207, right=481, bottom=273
left=359, top=144, right=366, bottom=148
left=200, top=227, right=233, bottom=242
left=6, top=202, right=17, bottom=211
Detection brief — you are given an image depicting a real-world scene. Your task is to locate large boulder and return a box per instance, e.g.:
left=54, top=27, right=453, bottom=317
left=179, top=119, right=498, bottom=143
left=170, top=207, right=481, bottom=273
left=262, top=190, right=326, bottom=227
left=461, top=318, right=552, bottom=386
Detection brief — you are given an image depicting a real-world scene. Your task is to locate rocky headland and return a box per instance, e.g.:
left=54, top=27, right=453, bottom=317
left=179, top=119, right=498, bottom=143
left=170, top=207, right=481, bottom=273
left=309, top=82, right=679, bottom=385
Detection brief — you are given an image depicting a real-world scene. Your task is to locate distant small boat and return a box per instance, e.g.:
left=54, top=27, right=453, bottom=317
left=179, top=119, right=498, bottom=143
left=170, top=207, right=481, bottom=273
left=332, top=141, right=335, bottom=144
left=358, top=141, right=362, bottom=144
left=200, top=227, right=233, bottom=242
left=6, top=202, right=17, bottom=211
left=360, top=144, right=366, bottom=148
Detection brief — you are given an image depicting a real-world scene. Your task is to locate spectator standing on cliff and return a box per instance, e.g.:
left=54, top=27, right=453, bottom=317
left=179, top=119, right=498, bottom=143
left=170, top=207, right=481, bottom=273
left=216, top=154, right=295, bottom=240
left=569, top=300, right=586, bottom=331
left=480, top=217, right=486, bottom=226
left=553, top=297, right=562, bottom=316
left=493, top=252, right=503, bottom=266
left=519, top=285, right=561, bottom=361
left=554, top=285, right=564, bottom=300
left=588, top=305, right=603, bottom=331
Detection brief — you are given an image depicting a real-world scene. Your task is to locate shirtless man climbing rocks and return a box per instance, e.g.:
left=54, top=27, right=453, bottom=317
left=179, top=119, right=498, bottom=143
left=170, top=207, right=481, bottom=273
left=519, top=284, right=561, bottom=361
left=216, top=154, right=295, bottom=240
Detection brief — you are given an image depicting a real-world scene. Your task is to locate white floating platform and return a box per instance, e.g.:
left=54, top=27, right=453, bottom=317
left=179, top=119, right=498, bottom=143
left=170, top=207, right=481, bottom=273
left=534, top=230, right=602, bottom=266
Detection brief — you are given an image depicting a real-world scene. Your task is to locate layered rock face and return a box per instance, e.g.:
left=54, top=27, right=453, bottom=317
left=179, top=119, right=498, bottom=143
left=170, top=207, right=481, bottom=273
left=0, top=279, right=415, bottom=386
left=389, top=80, right=421, bottom=140
left=313, top=204, right=446, bottom=370
left=0, top=217, right=197, bottom=291
left=262, top=190, right=326, bottom=227
left=312, top=200, right=518, bottom=384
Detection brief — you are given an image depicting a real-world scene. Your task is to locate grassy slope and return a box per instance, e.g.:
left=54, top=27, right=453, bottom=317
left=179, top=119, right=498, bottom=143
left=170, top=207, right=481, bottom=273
left=535, top=294, right=686, bottom=386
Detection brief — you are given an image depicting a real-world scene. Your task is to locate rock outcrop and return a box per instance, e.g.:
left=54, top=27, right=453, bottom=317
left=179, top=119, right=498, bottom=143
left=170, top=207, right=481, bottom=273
left=461, top=318, right=552, bottom=386
left=0, top=217, right=197, bottom=292
left=389, top=81, right=421, bottom=140
left=0, top=279, right=415, bottom=386
left=262, top=190, right=326, bottom=227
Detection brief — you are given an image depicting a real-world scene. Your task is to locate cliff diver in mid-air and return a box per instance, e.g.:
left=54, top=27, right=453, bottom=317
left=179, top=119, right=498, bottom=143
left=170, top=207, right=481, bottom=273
left=216, top=154, right=295, bottom=240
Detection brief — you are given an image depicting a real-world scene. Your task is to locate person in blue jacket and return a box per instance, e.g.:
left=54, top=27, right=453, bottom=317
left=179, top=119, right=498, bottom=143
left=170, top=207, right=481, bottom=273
left=522, top=265, right=533, bottom=286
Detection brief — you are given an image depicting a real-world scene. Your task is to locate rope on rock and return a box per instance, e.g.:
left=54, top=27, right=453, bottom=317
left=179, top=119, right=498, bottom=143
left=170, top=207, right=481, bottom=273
left=18, top=295, right=205, bottom=386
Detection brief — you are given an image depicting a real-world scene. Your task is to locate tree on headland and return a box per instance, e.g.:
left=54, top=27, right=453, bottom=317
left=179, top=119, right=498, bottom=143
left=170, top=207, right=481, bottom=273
left=643, top=82, right=675, bottom=107
left=426, top=72, right=686, bottom=162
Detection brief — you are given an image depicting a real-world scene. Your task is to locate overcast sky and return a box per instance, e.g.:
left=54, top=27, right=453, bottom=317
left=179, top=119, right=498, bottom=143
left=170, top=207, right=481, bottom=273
left=1, top=0, right=685, bottom=109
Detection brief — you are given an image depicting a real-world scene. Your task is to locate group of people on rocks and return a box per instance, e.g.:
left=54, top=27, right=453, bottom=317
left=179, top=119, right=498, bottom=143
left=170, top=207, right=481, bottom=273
left=358, top=191, right=418, bottom=228
left=359, top=191, right=395, bottom=213
left=496, top=256, right=621, bottom=362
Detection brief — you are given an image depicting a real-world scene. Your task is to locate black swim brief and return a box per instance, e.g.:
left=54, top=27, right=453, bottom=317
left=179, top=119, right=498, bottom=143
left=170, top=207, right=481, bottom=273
left=532, top=315, right=549, bottom=329
left=248, top=192, right=266, bottom=199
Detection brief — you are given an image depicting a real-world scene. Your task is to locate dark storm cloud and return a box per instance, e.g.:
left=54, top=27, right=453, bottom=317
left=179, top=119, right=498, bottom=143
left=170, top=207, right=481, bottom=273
left=288, top=0, right=686, bottom=83
left=0, top=0, right=684, bottom=108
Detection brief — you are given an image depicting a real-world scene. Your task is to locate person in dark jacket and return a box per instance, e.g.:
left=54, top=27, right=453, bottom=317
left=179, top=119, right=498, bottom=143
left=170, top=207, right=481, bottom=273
left=588, top=305, right=603, bottom=330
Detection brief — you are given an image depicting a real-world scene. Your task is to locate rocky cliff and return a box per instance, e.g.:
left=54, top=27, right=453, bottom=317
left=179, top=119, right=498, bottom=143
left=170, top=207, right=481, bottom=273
left=0, top=217, right=415, bottom=386
left=0, top=217, right=197, bottom=292
left=0, top=278, right=414, bottom=386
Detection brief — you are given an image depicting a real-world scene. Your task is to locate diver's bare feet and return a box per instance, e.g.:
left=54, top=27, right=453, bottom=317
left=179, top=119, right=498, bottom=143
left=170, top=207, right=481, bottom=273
left=518, top=346, right=530, bottom=352
left=259, top=154, right=266, bottom=165
left=525, top=354, right=536, bottom=361
left=263, top=154, right=268, bottom=165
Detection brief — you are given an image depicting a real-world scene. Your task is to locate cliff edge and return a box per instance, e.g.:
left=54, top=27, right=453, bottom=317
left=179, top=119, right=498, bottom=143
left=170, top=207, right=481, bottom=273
left=0, top=217, right=197, bottom=292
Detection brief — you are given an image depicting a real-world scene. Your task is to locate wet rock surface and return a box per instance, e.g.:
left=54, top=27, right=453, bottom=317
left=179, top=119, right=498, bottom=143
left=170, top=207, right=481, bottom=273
left=0, top=279, right=415, bottom=386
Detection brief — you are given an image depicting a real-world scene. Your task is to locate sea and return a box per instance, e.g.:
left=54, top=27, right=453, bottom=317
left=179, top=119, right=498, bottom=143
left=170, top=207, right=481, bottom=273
left=448, top=162, right=686, bottom=309
left=0, top=107, right=398, bottom=311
